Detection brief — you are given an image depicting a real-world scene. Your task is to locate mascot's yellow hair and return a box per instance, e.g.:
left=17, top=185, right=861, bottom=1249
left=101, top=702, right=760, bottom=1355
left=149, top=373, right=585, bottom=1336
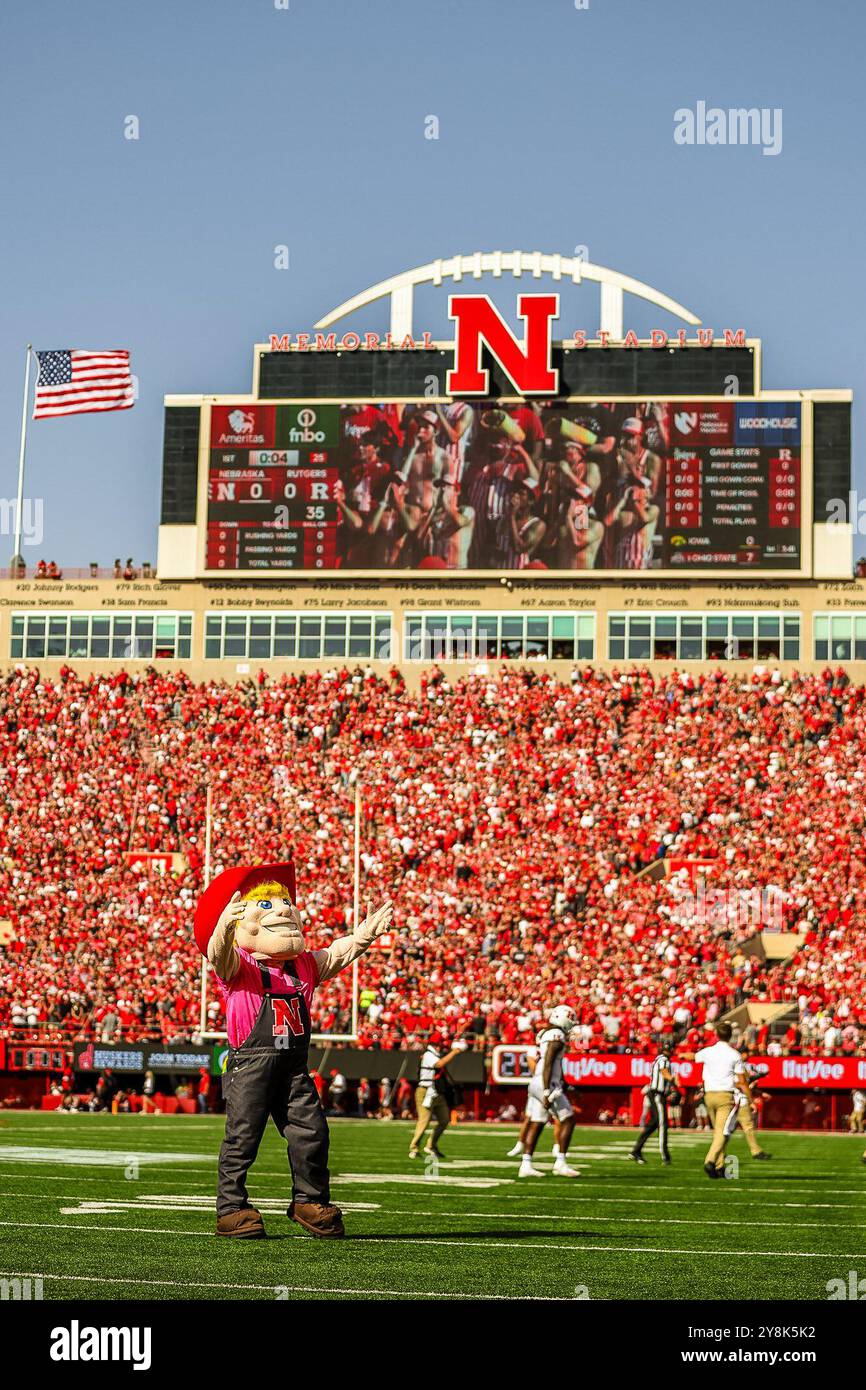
left=241, top=880, right=292, bottom=903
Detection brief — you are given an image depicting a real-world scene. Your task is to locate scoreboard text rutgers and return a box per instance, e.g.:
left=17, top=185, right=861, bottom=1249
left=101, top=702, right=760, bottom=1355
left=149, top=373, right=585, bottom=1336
left=158, top=285, right=852, bottom=582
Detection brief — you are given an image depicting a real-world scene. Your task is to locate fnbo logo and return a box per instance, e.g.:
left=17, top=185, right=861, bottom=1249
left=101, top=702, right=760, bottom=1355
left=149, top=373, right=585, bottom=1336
left=288, top=407, right=326, bottom=444
left=278, top=402, right=339, bottom=448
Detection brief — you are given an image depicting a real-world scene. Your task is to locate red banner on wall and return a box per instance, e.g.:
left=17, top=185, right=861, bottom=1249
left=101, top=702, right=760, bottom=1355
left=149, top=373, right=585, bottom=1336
left=491, top=1046, right=866, bottom=1091
left=562, top=1053, right=866, bottom=1091
left=125, top=852, right=173, bottom=875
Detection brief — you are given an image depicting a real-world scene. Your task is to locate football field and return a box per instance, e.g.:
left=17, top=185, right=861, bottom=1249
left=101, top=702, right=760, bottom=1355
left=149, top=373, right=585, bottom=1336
left=0, top=1113, right=864, bottom=1301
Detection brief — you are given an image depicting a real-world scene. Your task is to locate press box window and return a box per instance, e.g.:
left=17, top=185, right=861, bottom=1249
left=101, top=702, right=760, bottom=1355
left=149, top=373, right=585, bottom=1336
left=9, top=612, right=193, bottom=661
left=608, top=613, right=801, bottom=662
left=814, top=614, right=866, bottom=663
left=403, top=612, right=595, bottom=662
left=203, top=612, right=392, bottom=662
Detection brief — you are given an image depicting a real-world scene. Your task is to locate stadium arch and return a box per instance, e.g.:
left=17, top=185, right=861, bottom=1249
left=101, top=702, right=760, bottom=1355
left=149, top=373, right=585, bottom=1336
left=314, top=249, right=702, bottom=341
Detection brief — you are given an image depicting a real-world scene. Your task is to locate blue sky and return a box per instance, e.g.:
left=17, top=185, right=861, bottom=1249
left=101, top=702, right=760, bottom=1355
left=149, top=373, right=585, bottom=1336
left=1, top=0, right=863, bottom=566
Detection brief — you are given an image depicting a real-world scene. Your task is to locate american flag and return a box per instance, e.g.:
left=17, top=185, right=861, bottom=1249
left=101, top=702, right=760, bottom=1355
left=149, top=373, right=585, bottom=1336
left=33, top=349, right=133, bottom=419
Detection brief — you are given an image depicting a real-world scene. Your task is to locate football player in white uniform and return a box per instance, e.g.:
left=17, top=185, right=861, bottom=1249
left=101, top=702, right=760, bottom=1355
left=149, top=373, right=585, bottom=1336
left=507, top=1029, right=566, bottom=1158
left=518, top=1005, right=580, bottom=1177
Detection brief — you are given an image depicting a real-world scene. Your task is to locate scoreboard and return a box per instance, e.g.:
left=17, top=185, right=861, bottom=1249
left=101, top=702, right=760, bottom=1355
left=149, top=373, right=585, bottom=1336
left=205, top=404, right=339, bottom=571
left=198, top=396, right=808, bottom=576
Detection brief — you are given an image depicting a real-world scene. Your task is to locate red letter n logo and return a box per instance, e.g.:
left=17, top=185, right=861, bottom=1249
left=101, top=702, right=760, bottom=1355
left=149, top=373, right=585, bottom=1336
left=446, top=293, right=559, bottom=396
left=271, top=996, right=305, bottom=1038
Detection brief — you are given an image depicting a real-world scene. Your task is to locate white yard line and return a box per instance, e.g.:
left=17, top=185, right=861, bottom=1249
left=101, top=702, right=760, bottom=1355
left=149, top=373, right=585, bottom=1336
left=438, top=1181, right=866, bottom=1198
left=7, top=1190, right=864, bottom=1212
left=5, top=1192, right=860, bottom=1229
left=0, top=1218, right=860, bottom=1259
left=2, top=1178, right=864, bottom=1205
left=379, top=1208, right=862, bottom=1230
left=0, top=1270, right=560, bottom=1300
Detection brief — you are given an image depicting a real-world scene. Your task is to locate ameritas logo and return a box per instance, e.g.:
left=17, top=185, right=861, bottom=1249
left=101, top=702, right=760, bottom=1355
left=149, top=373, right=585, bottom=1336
left=210, top=405, right=275, bottom=449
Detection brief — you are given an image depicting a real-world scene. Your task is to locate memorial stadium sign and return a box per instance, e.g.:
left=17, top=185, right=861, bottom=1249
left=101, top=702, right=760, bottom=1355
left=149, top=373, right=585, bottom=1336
left=268, top=324, right=747, bottom=357
left=269, top=251, right=745, bottom=395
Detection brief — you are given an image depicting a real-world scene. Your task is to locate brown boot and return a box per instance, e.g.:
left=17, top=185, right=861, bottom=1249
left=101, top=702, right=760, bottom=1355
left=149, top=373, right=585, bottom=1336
left=288, top=1200, right=345, bottom=1239
left=216, top=1206, right=266, bottom=1238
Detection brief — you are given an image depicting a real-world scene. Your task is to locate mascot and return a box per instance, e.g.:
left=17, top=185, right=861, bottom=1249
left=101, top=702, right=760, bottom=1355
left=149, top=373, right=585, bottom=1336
left=194, top=862, right=392, bottom=1239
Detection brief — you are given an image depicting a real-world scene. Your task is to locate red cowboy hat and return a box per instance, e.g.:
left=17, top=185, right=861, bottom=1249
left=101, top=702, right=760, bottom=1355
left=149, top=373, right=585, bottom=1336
left=193, top=862, right=296, bottom=957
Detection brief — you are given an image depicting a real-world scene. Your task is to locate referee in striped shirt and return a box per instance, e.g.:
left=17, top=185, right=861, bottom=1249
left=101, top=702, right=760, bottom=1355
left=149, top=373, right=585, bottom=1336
left=630, top=1039, right=674, bottom=1165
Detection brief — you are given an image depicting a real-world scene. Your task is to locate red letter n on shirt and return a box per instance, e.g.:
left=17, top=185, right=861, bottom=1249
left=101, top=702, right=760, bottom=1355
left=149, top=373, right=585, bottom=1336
left=271, top=996, right=305, bottom=1038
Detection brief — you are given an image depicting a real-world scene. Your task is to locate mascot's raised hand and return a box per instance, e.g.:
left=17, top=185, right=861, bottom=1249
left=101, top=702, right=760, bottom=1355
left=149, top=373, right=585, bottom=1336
left=313, top=899, right=393, bottom=982
left=353, top=901, right=394, bottom=947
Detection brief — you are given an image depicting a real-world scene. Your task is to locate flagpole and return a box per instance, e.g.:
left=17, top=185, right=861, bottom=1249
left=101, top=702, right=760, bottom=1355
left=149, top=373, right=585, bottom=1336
left=13, top=345, right=33, bottom=572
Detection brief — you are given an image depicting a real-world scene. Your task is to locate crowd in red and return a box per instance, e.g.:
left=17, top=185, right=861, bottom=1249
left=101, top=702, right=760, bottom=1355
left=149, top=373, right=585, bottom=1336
left=0, top=661, right=863, bottom=1057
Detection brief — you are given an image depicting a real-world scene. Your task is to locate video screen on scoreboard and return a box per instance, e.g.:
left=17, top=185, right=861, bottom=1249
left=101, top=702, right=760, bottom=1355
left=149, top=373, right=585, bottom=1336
left=204, top=399, right=803, bottom=573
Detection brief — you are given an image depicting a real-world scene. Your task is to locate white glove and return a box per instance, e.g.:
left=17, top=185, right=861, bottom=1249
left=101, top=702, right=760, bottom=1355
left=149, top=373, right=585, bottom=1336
left=453, top=1038, right=469, bottom=1052
left=353, top=900, right=393, bottom=947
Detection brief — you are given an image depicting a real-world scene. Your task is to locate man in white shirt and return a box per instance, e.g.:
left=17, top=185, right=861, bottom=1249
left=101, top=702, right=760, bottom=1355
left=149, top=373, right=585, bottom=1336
left=722, top=1054, right=772, bottom=1161
left=695, top=1022, right=754, bottom=1178
left=408, top=1031, right=469, bottom=1160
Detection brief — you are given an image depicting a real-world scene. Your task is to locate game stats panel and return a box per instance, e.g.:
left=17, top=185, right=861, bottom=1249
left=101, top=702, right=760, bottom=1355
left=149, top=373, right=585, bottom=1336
left=664, top=446, right=801, bottom=567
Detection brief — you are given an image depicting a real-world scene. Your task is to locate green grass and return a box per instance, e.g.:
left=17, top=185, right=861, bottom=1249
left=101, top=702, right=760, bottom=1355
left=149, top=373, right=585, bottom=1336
left=0, top=1112, right=864, bottom=1300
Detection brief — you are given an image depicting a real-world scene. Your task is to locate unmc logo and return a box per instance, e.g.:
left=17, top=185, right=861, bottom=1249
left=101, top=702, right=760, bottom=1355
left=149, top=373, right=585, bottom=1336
left=674, top=411, right=698, bottom=434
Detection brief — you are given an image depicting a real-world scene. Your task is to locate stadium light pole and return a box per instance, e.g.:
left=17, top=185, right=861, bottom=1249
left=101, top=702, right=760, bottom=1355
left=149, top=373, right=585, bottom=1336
left=12, top=345, right=32, bottom=570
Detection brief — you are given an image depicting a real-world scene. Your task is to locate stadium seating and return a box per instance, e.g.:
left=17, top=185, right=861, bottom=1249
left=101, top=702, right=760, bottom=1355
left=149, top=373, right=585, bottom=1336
left=0, top=662, right=863, bottom=1056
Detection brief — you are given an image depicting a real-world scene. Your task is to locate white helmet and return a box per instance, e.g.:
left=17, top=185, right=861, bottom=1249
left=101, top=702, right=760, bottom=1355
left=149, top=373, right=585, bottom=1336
left=548, top=1005, right=577, bottom=1035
